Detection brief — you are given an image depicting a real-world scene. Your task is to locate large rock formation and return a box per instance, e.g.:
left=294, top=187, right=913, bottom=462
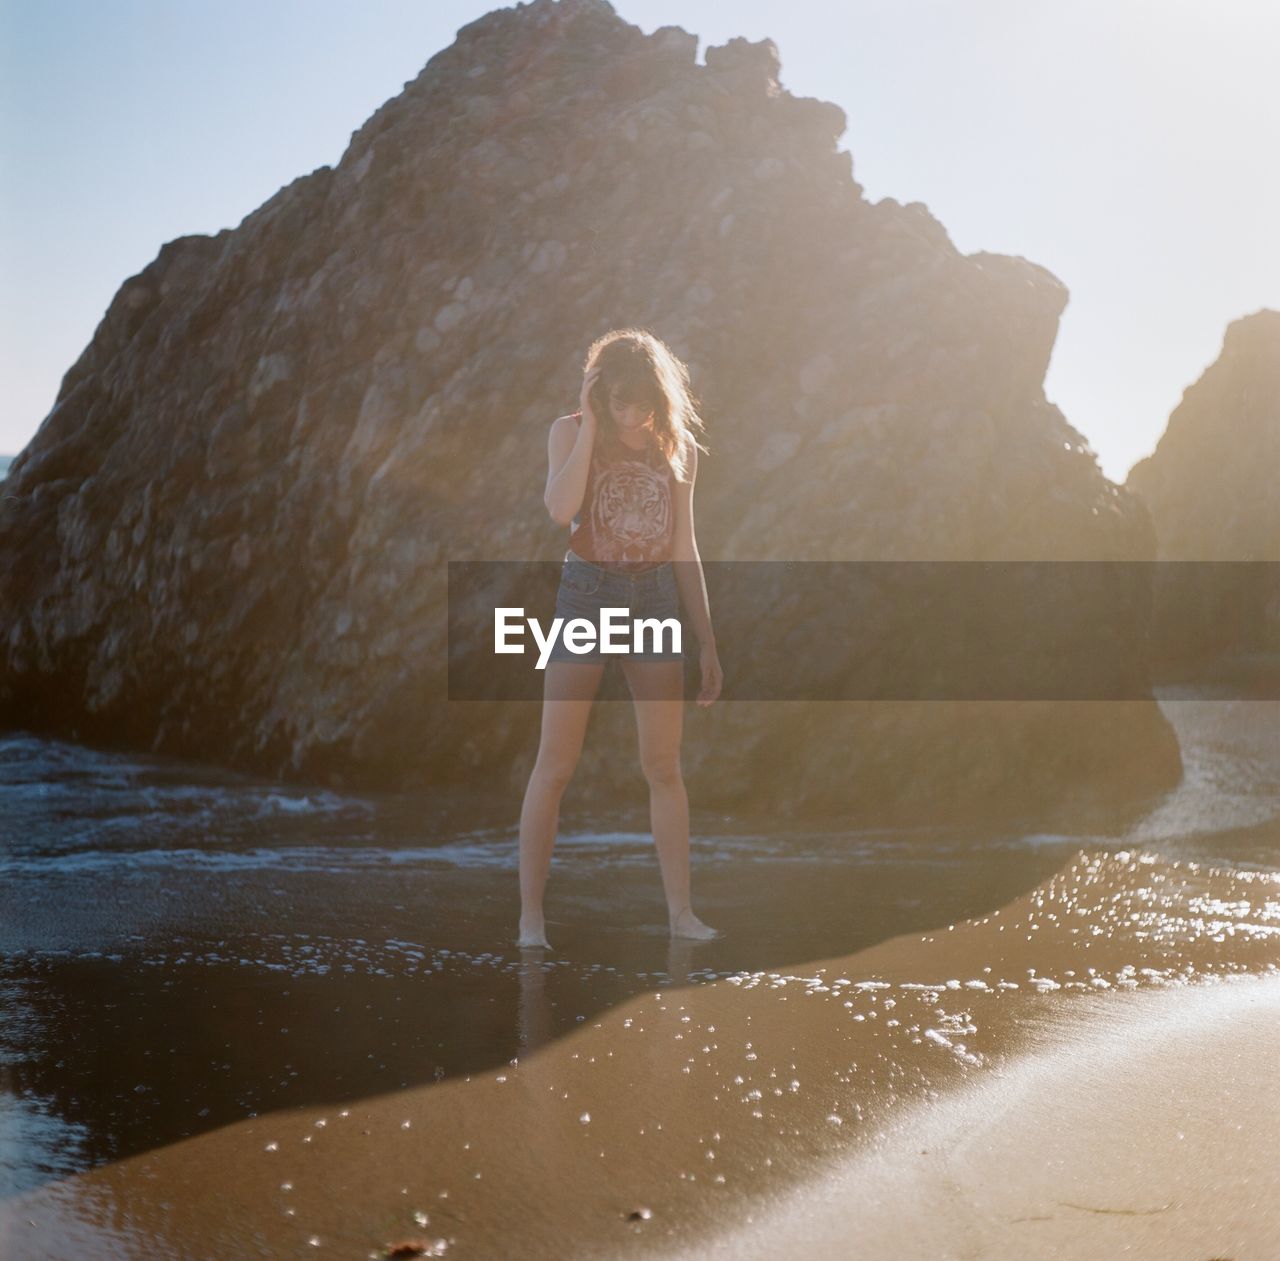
left=0, top=0, right=1179, bottom=825
left=1125, top=310, right=1280, bottom=673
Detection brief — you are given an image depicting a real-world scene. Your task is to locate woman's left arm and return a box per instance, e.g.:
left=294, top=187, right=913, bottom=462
left=671, top=444, right=723, bottom=707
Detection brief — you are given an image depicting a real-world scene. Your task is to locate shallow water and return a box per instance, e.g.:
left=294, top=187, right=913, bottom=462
left=1, top=690, right=1277, bottom=1209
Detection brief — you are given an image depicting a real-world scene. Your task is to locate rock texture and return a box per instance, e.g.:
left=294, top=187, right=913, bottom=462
left=1125, top=309, right=1280, bottom=671
left=0, top=0, right=1179, bottom=825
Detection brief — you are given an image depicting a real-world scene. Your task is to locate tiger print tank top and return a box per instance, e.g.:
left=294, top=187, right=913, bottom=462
left=565, top=411, right=675, bottom=572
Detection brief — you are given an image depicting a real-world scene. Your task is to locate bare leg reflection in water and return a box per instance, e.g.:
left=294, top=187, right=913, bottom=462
left=666, top=936, right=696, bottom=988
left=515, top=940, right=697, bottom=1057
left=518, top=659, right=718, bottom=948
left=516, top=953, right=554, bottom=1056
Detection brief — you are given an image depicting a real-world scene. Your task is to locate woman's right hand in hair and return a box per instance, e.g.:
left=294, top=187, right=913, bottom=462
left=579, top=366, right=602, bottom=433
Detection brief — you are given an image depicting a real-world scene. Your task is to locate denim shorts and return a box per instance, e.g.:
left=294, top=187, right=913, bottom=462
left=546, top=553, right=684, bottom=665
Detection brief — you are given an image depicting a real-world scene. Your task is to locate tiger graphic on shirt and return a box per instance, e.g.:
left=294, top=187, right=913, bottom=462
left=586, top=456, right=673, bottom=565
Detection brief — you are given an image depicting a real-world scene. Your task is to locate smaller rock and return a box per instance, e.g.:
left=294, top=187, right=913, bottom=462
left=383, top=1240, right=435, bottom=1259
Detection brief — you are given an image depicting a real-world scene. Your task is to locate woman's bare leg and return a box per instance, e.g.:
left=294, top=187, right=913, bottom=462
left=624, top=659, right=719, bottom=940
left=517, top=661, right=604, bottom=947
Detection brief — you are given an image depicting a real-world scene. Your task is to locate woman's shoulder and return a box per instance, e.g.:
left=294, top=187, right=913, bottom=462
left=547, top=412, right=583, bottom=465
left=550, top=410, right=583, bottom=433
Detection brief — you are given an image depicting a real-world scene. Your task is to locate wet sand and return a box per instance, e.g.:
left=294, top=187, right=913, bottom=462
left=663, top=975, right=1280, bottom=1261
left=3, top=844, right=1278, bottom=1260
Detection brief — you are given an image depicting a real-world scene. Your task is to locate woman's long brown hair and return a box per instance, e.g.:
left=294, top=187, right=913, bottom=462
left=582, top=328, right=708, bottom=481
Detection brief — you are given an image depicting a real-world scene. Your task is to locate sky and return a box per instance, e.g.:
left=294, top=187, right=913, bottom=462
left=2, top=0, right=1277, bottom=482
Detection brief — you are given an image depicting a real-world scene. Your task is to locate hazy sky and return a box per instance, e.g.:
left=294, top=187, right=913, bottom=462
left=2, top=0, right=1276, bottom=481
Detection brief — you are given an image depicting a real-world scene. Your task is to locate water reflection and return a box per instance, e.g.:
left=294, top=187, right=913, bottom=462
left=1, top=692, right=1277, bottom=1201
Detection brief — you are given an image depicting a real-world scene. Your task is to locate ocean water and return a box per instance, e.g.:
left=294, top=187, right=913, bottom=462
left=1, top=687, right=1277, bottom=1202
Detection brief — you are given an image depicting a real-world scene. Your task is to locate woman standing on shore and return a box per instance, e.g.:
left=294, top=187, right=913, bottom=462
left=517, top=329, right=724, bottom=949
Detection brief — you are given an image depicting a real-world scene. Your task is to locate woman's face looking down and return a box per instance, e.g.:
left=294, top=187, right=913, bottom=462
left=608, top=387, right=657, bottom=436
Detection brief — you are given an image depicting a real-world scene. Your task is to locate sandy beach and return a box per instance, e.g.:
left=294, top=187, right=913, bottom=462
left=667, top=975, right=1280, bottom=1261
left=3, top=827, right=1279, bottom=1259
left=2, top=691, right=1278, bottom=1260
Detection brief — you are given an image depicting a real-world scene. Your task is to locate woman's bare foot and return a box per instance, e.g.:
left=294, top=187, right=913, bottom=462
left=517, top=916, right=551, bottom=949
left=669, top=905, right=720, bottom=940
